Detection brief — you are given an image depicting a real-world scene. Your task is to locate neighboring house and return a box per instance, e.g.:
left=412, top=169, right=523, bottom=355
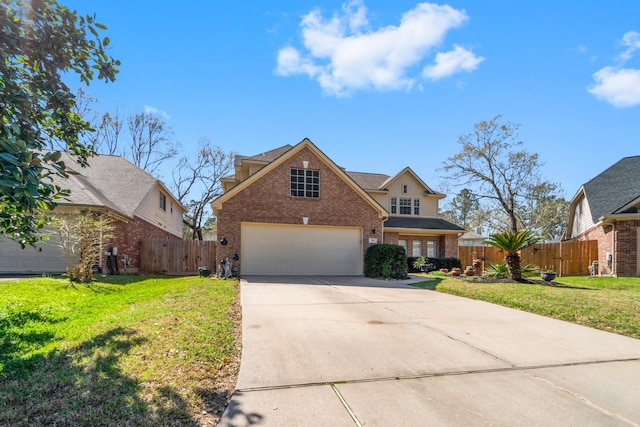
left=212, top=138, right=464, bottom=276
left=564, top=155, right=640, bottom=276
left=459, top=231, right=486, bottom=246
left=0, top=153, right=185, bottom=275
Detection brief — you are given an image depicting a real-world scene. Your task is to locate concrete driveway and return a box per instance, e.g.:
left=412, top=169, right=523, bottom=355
left=220, top=276, right=640, bottom=426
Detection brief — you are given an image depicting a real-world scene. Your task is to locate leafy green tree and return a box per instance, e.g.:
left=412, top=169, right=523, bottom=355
left=0, top=0, right=119, bottom=247
left=441, top=188, right=480, bottom=229
left=485, top=230, right=541, bottom=281
left=517, top=181, right=569, bottom=241
left=442, top=115, right=562, bottom=234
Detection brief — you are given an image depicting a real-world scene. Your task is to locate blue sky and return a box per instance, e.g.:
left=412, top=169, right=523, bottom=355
left=65, top=1, right=640, bottom=202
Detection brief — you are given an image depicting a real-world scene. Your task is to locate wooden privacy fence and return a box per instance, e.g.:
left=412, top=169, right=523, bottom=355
left=140, top=238, right=217, bottom=275
left=459, top=240, right=598, bottom=277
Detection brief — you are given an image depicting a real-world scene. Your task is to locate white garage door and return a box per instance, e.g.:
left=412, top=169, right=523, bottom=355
left=0, top=233, right=67, bottom=274
left=241, top=223, right=363, bottom=275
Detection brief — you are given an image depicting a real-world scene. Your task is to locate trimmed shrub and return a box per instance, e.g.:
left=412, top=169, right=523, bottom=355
left=364, top=244, right=408, bottom=279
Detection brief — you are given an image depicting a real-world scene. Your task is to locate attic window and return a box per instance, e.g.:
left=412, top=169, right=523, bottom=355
left=291, top=168, right=320, bottom=198
left=159, top=193, right=167, bottom=211
left=403, top=185, right=408, bottom=194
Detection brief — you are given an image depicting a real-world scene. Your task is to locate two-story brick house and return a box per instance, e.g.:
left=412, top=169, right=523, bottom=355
left=212, top=138, right=464, bottom=276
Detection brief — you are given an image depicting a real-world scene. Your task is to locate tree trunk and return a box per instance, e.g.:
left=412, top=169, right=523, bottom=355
left=505, top=253, right=522, bottom=281
left=508, top=209, right=518, bottom=233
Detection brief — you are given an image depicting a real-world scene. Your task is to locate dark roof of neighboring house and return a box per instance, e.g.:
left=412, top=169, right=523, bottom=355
left=582, top=155, right=640, bottom=221
left=384, top=216, right=465, bottom=231
left=346, top=171, right=390, bottom=190
left=55, top=152, right=180, bottom=218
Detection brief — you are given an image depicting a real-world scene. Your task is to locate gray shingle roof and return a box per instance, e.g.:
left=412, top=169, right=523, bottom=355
left=384, top=216, right=465, bottom=231
left=242, top=144, right=293, bottom=163
left=55, top=152, right=167, bottom=218
left=346, top=171, right=390, bottom=190
left=582, top=155, right=640, bottom=222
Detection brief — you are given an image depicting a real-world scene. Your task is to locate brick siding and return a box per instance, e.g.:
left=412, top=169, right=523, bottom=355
left=101, top=216, right=180, bottom=273
left=382, top=232, right=458, bottom=259
left=571, top=221, right=638, bottom=276
left=216, top=147, right=383, bottom=274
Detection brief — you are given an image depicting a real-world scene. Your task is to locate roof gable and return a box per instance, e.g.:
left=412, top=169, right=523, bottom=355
left=212, top=138, right=388, bottom=218
left=381, top=167, right=444, bottom=198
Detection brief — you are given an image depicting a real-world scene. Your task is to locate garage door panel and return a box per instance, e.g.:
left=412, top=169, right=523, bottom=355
left=0, top=231, right=67, bottom=274
left=241, top=223, right=362, bottom=275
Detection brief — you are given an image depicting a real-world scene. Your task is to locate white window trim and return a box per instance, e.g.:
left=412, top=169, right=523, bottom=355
left=412, top=240, right=422, bottom=257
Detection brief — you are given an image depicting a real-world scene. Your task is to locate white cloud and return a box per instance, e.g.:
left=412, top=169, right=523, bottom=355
left=588, top=66, right=640, bottom=108
left=144, top=105, right=170, bottom=119
left=618, top=30, right=640, bottom=62
left=275, top=1, right=482, bottom=96
left=588, top=31, right=640, bottom=108
left=422, top=45, right=484, bottom=80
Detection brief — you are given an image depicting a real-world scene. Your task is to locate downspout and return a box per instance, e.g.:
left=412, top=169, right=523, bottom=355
left=381, top=216, right=388, bottom=244
left=99, top=229, right=104, bottom=273
left=612, top=222, right=616, bottom=276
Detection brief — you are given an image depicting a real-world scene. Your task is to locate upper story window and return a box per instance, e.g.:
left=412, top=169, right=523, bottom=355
left=391, top=197, right=397, bottom=214
left=403, top=184, right=408, bottom=194
left=291, top=168, right=320, bottom=198
left=414, top=199, right=420, bottom=215
left=399, top=198, right=412, bottom=215
left=159, top=192, right=167, bottom=211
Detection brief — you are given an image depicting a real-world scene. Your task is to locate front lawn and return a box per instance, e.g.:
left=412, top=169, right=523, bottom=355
left=413, top=275, right=640, bottom=340
left=0, top=275, right=240, bottom=426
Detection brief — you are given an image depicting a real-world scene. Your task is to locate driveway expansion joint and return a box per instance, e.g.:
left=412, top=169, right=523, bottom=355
left=330, top=383, right=363, bottom=427
left=234, top=357, right=640, bottom=394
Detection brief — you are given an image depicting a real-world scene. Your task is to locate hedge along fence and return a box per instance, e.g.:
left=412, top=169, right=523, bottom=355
left=459, top=240, right=598, bottom=276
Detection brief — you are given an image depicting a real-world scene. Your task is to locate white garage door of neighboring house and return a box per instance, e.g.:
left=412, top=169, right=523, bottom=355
left=241, top=223, right=363, bottom=275
left=0, top=234, right=67, bottom=274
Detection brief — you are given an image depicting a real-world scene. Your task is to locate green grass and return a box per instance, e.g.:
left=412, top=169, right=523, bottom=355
left=411, top=275, right=640, bottom=339
left=0, top=275, right=240, bottom=426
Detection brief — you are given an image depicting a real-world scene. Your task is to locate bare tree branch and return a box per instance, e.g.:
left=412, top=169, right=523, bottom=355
left=171, top=138, right=235, bottom=239
left=441, top=115, right=562, bottom=234
left=127, top=112, right=177, bottom=175
left=95, top=108, right=123, bottom=155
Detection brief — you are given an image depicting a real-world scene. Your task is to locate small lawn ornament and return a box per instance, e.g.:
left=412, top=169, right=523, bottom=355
left=218, top=257, right=233, bottom=278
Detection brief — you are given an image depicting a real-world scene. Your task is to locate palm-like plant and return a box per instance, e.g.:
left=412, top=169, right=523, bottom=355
left=485, top=231, right=541, bottom=281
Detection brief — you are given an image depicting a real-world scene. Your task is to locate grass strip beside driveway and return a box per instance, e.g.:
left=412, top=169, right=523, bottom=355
left=412, top=275, right=640, bottom=340
left=0, top=275, right=240, bottom=426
